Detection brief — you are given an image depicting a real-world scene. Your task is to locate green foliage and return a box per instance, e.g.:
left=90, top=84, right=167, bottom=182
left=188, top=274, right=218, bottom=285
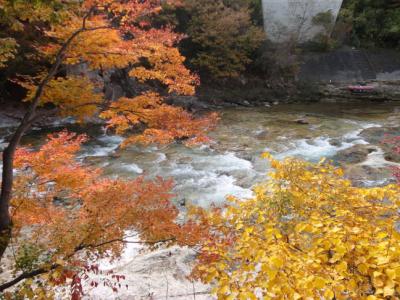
left=312, top=10, right=335, bottom=33
left=338, top=0, right=400, bottom=48
left=308, top=10, right=337, bottom=51
left=15, top=243, right=44, bottom=273
left=223, top=0, right=264, bottom=27
left=180, top=0, right=265, bottom=78
left=0, top=38, right=17, bottom=68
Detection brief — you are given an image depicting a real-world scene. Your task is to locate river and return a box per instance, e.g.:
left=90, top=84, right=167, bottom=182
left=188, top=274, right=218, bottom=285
left=1, top=101, right=400, bottom=299
left=61, top=101, right=400, bottom=206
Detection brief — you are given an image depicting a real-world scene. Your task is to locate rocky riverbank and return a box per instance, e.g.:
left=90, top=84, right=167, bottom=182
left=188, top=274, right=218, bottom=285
left=170, top=80, right=400, bottom=109
left=319, top=81, right=400, bottom=103
left=333, top=126, right=400, bottom=186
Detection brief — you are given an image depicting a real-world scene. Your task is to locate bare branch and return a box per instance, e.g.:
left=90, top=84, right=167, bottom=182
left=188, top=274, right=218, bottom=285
left=0, top=264, right=59, bottom=292
left=0, top=237, right=176, bottom=292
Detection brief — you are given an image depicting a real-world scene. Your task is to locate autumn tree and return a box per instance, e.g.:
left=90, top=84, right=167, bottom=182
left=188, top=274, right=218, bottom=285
left=0, top=131, right=210, bottom=298
left=0, top=0, right=217, bottom=295
left=153, top=0, right=265, bottom=78
left=171, top=0, right=265, bottom=78
left=193, top=154, right=400, bottom=299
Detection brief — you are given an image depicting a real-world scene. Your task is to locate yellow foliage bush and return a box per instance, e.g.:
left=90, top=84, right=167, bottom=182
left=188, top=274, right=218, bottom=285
left=194, top=154, right=400, bottom=299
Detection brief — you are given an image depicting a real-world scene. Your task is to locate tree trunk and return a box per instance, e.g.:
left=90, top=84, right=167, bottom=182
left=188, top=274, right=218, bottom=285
left=0, top=120, right=33, bottom=258
left=0, top=18, right=100, bottom=262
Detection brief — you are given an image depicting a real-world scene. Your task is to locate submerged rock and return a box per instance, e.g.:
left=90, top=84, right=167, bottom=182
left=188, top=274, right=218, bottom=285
left=329, top=138, right=342, bottom=147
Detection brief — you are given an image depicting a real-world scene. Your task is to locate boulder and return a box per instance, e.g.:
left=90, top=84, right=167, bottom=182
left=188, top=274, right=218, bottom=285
left=359, top=126, right=400, bottom=145
left=344, top=165, right=394, bottom=187
left=359, top=126, right=400, bottom=163
left=382, top=144, right=400, bottom=163
left=166, top=95, right=210, bottom=111
left=333, top=144, right=377, bottom=165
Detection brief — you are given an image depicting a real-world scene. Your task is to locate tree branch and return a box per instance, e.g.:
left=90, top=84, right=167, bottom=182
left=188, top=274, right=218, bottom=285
left=0, top=6, right=110, bottom=248
left=0, top=264, right=59, bottom=292
left=82, top=237, right=176, bottom=250
left=0, top=237, right=176, bottom=292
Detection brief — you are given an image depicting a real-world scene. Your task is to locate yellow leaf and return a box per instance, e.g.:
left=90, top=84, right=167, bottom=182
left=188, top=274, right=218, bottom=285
left=358, top=263, right=369, bottom=274
left=383, top=286, right=394, bottom=297
left=293, top=293, right=302, bottom=300
left=376, top=231, right=388, bottom=239
left=270, top=256, right=284, bottom=268
left=220, top=285, right=230, bottom=295
left=314, top=277, right=327, bottom=289
left=323, top=288, right=334, bottom=299
left=385, top=268, right=396, bottom=280
left=377, top=256, right=390, bottom=265
left=335, top=261, right=347, bottom=273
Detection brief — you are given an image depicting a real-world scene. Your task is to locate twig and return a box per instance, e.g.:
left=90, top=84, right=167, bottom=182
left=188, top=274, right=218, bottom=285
left=165, top=275, right=169, bottom=300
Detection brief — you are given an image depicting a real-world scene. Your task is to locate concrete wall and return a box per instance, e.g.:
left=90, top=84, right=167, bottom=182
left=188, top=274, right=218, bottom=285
left=299, top=49, right=400, bottom=83
left=262, top=0, right=343, bottom=43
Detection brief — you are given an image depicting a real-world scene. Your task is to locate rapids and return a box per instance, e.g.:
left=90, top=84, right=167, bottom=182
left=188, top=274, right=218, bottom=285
left=74, top=102, right=399, bottom=207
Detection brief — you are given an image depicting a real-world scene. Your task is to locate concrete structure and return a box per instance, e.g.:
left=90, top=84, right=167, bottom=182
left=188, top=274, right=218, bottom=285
left=299, top=49, right=400, bottom=83
left=262, top=0, right=343, bottom=43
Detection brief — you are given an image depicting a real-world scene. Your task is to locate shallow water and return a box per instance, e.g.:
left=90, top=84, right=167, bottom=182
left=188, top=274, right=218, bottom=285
left=1, top=101, right=399, bottom=207
left=65, top=101, right=400, bottom=207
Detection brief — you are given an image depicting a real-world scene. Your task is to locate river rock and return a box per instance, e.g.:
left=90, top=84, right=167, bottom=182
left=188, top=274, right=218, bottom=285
left=359, top=126, right=400, bottom=145
left=166, top=95, right=209, bottom=111
left=256, top=130, right=269, bottom=140
left=344, top=165, right=394, bottom=187
left=104, top=83, right=125, bottom=101
left=329, top=138, right=342, bottom=147
left=83, top=156, right=110, bottom=165
left=176, top=156, right=194, bottom=164
left=359, top=126, right=400, bottom=163
left=333, top=145, right=377, bottom=165
left=295, top=119, right=309, bottom=125
left=383, top=145, right=400, bottom=163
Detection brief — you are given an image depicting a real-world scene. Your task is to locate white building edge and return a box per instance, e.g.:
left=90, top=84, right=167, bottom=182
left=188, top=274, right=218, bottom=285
left=261, top=0, right=344, bottom=43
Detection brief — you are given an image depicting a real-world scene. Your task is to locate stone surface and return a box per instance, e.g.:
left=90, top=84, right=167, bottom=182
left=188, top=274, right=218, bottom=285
left=255, top=130, right=269, bottom=140
left=360, top=126, right=400, bottom=145
left=333, top=144, right=377, bottom=165
left=345, top=165, right=394, bottom=186
left=295, top=118, right=310, bottom=125
left=166, top=95, right=210, bottom=111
